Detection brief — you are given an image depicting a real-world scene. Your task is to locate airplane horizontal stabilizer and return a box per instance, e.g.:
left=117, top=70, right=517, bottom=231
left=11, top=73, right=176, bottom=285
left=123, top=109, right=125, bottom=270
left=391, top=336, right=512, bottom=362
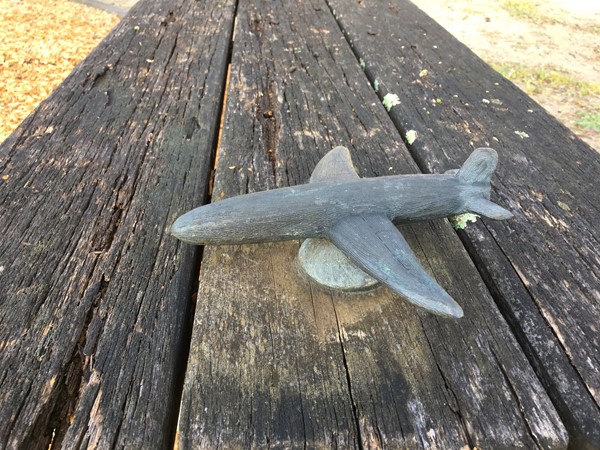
left=468, top=198, right=513, bottom=220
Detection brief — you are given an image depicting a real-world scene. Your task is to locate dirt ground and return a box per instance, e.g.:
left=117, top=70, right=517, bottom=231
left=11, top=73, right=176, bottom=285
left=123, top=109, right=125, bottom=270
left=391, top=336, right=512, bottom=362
left=411, top=0, right=600, bottom=151
left=0, top=0, right=598, bottom=151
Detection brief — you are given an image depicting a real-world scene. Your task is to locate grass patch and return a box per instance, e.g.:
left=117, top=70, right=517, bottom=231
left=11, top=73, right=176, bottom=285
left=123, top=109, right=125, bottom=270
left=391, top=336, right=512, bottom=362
left=575, top=111, right=600, bottom=132
left=501, top=0, right=550, bottom=24
left=493, top=63, right=600, bottom=96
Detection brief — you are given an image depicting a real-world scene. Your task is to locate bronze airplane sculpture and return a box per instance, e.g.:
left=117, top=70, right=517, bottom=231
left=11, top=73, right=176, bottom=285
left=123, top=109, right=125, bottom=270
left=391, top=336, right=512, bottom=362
left=170, top=146, right=512, bottom=318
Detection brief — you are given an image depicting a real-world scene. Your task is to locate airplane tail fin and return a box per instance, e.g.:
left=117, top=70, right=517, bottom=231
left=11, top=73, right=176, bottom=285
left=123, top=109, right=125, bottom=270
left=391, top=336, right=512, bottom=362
left=457, top=147, right=498, bottom=185
left=456, top=148, right=513, bottom=220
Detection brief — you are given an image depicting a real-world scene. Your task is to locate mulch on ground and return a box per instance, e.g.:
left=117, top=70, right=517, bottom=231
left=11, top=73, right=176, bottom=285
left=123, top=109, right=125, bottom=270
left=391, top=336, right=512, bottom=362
left=0, top=0, right=120, bottom=143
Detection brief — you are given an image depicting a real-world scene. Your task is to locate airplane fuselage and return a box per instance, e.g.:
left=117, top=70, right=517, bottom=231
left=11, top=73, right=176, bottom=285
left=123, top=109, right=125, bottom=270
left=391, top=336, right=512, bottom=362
left=171, top=173, right=478, bottom=245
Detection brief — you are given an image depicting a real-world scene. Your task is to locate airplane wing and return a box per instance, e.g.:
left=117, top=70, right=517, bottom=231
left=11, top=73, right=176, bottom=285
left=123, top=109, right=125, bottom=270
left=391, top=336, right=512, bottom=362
left=309, top=146, right=463, bottom=317
left=326, top=213, right=464, bottom=318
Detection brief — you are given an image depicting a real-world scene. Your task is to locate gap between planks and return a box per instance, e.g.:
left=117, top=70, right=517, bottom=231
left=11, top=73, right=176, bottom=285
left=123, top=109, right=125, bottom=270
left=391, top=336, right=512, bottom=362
left=210, top=2, right=239, bottom=198
left=171, top=2, right=240, bottom=449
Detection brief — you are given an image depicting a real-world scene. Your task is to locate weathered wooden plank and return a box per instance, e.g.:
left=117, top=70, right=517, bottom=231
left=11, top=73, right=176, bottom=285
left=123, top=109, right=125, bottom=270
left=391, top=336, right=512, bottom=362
left=178, top=0, right=567, bottom=447
left=325, top=0, right=600, bottom=447
left=0, top=0, right=235, bottom=447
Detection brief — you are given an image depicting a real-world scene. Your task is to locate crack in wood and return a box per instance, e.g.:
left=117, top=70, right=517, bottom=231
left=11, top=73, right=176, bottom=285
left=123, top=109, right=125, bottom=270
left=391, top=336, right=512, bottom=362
left=490, top=347, right=543, bottom=449
left=261, top=80, right=280, bottom=179
left=22, top=273, right=107, bottom=449
left=248, top=11, right=281, bottom=181
left=332, top=303, right=365, bottom=450
left=419, top=318, right=475, bottom=448
left=96, top=204, right=124, bottom=253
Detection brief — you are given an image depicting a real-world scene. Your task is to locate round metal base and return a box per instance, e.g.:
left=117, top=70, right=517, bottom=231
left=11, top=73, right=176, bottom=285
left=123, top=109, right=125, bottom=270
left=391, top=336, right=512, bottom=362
left=298, top=238, right=379, bottom=291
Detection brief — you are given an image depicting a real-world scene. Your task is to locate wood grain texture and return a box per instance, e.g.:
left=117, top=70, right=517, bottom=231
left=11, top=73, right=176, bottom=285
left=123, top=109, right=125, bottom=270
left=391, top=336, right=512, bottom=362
left=178, top=0, right=567, bottom=447
left=0, top=0, right=235, bottom=447
left=325, top=0, right=600, bottom=447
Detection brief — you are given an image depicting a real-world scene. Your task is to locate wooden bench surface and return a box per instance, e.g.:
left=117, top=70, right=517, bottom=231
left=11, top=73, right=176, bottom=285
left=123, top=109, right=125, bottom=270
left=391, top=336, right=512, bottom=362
left=0, top=0, right=598, bottom=448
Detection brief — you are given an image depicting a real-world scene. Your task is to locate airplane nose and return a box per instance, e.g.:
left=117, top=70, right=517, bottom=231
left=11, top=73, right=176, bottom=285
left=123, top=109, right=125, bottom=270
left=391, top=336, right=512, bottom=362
left=169, top=211, right=198, bottom=242
left=169, top=216, right=184, bottom=238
